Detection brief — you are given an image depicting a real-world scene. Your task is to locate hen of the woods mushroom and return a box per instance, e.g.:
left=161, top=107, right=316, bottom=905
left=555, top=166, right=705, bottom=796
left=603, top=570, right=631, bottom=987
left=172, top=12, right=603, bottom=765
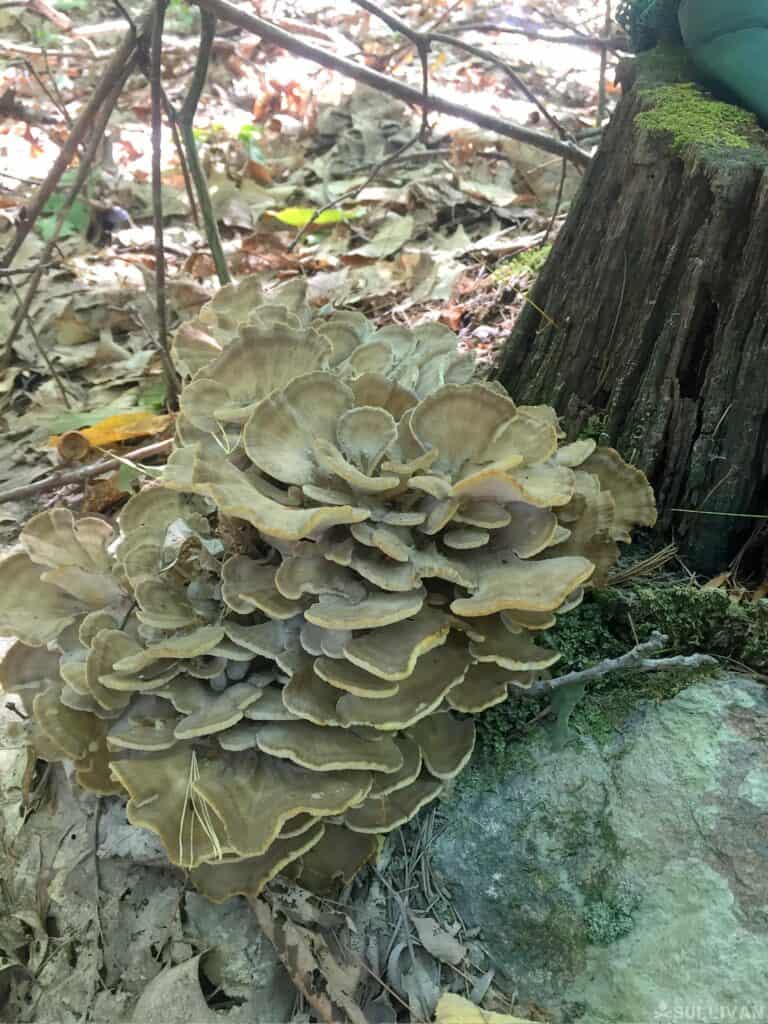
left=0, top=277, right=656, bottom=902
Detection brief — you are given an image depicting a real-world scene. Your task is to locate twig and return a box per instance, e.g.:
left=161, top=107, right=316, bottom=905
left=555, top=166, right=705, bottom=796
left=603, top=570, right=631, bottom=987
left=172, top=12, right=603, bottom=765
left=357, top=0, right=568, bottom=142
left=150, top=0, right=179, bottom=410
left=193, top=0, right=591, bottom=169
left=543, top=157, right=567, bottom=244
left=596, top=0, right=612, bottom=125
left=6, top=278, right=71, bottom=407
left=430, top=30, right=569, bottom=140
left=0, top=15, right=149, bottom=270
left=445, top=21, right=629, bottom=51
left=526, top=631, right=718, bottom=698
left=4, top=72, right=128, bottom=362
left=176, top=9, right=229, bottom=283
left=0, top=438, right=173, bottom=504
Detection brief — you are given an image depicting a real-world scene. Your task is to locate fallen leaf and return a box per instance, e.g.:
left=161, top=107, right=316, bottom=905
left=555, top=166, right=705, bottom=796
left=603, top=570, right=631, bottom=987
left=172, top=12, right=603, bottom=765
left=268, top=206, right=364, bottom=228
left=353, top=214, right=414, bottom=258
left=130, top=955, right=217, bottom=1023
left=434, top=992, right=538, bottom=1024
left=411, top=915, right=467, bottom=966
left=49, top=411, right=172, bottom=449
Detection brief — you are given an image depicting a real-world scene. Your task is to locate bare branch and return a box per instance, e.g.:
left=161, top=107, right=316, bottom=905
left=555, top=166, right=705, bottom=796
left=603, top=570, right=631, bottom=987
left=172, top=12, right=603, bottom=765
left=0, top=438, right=173, bottom=505
left=527, top=631, right=718, bottom=698
left=193, top=0, right=591, bottom=168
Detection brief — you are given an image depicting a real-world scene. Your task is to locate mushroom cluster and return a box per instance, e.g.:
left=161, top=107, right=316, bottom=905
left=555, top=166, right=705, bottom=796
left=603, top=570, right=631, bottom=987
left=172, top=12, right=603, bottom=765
left=0, top=277, right=656, bottom=902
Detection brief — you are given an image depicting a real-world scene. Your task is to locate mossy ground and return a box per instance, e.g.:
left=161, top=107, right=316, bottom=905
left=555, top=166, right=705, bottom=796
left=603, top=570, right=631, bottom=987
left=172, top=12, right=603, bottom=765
left=468, top=580, right=768, bottom=781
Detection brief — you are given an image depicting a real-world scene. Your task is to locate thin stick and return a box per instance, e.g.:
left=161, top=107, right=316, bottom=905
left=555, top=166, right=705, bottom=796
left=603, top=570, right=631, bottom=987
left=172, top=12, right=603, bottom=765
left=526, top=631, right=717, bottom=698
left=446, top=21, right=628, bottom=51
left=177, top=9, right=229, bottom=284
left=0, top=438, right=173, bottom=504
left=1, top=15, right=149, bottom=269
left=7, top=278, right=72, bottom=407
left=596, top=0, right=612, bottom=126
left=150, top=0, right=179, bottom=410
left=4, top=72, right=129, bottom=361
left=194, top=0, right=591, bottom=168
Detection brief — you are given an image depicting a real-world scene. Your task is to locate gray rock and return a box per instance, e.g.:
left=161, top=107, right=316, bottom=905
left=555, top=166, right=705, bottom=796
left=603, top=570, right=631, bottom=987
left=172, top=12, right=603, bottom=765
left=432, top=676, right=768, bottom=1023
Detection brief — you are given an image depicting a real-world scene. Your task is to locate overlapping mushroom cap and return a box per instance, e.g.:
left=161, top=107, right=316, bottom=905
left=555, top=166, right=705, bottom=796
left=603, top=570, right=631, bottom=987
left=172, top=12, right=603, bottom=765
left=0, top=276, right=656, bottom=902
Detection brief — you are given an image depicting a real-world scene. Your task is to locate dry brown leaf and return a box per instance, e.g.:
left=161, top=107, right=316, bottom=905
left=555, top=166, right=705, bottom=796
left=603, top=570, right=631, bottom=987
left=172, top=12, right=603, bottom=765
left=251, top=896, right=367, bottom=1024
left=411, top=915, right=467, bottom=966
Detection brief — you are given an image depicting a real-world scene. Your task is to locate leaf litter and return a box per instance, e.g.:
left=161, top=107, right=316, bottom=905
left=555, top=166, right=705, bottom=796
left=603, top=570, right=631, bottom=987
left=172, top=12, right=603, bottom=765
left=0, top=0, right=619, bottom=1018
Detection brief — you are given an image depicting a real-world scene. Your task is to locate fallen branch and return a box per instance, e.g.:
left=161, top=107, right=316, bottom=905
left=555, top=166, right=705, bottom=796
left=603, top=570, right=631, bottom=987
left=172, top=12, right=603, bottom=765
left=193, top=0, right=591, bottom=168
left=0, top=438, right=173, bottom=505
left=527, top=631, right=718, bottom=698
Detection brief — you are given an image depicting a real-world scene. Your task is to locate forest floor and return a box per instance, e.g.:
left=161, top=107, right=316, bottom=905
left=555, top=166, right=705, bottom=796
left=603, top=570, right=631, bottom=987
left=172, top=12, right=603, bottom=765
left=5, top=3, right=755, bottom=1022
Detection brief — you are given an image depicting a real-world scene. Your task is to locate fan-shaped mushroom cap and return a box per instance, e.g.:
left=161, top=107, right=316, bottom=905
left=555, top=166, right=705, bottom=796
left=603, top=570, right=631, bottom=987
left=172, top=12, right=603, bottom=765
left=189, top=823, right=325, bottom=902
left=34, top=684, right=105, bottom=760
left=255, top=721, right=405, bottom=773
left=294, top=823, right=379, bottom=893
left=114, top=625, right=224, bottom=674
left=0, top=553, right=86, bottom=645
left=173, top=682, right=263, bottom=739
left=107, top=696, right=179, bottom=750
left=282, top=664, right=345, bottom=726
left=222, top=556, right=306, bottom=618
left=275, top=549, right=366, bottom=602
left=409, top=384, right=518, bottom=478
left=336, top=637, right=470, bottom=730
left=243, top=686, right=300, bottom=721
left=197, top=320, right=331, bottom=420
left=305, top=586, right=425, bottom=630
left=167, top=448, right=370, bottom=541
left=189, top=751, right=373, bottom=857
left=580, top=448, right=657, bottom=540
left=314, top=657, right=399, bottom=698
left=342, top=607, right=451, bottom=681
left=245, top=372, right=352, bottom=485
left=446, top=663, right=530, bottom=712
left=0, top=641, right=60, bottom=710
left=345, top=773, right=443, bottom=833
left=406, top=712, right=476, bottom=779
left=369, top=735, right=422, bottom=797
left=450, top=555, right=594, bottom=617
left=469, top=617, right=559, bottom=672
left=350, top=373, right=417, bottom=419
left=111, top=748, right=233, bottom=868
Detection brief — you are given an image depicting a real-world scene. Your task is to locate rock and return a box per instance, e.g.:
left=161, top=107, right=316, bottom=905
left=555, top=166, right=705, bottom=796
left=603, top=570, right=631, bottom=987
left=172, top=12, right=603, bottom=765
left=432, top=675, right=768, bottom=1023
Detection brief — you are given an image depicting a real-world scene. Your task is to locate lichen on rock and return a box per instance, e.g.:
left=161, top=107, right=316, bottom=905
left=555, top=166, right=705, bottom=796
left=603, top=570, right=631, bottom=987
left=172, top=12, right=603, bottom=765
left=0, top=275, right=656, bottom=902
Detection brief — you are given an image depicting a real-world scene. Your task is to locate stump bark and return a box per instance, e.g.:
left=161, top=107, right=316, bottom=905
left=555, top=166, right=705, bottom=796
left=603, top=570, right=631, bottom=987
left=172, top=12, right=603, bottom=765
left=493, top=55, right=768, bottom=573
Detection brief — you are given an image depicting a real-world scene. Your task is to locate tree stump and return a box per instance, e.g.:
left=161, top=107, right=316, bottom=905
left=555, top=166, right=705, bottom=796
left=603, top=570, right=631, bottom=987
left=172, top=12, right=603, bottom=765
left=493, top=51, right=768, bottom=573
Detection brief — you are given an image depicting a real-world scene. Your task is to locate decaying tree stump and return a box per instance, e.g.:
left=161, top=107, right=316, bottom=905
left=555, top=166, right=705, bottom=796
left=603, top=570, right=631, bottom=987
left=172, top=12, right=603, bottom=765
left=493, top=52, right=768, bottom=573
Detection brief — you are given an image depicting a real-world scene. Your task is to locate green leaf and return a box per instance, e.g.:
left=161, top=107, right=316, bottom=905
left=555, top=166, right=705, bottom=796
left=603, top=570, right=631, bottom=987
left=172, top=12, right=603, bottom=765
left=268, top=206, right=364, bottom=228
left=38, top=196, right=90, bottom=240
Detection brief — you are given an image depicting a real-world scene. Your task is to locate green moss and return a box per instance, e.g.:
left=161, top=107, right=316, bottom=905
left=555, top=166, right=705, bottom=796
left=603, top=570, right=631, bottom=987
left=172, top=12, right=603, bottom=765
left=492, top=245, right=552, bottom=285
left=583, top=879, right=643, bottom=945
left=635, top=82, right=759, bottom=152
